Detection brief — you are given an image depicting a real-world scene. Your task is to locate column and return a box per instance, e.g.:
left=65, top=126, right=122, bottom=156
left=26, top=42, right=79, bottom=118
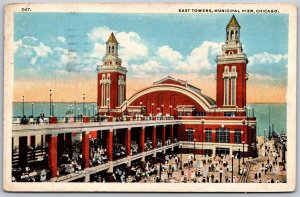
left=212, top=130, right=216, bottom=143
left=170, top=125, right=174, bottom=143
left=162, top=125, right=166, bottom=146
left=82, top=131, right=90, bottom=169
left=152, top=126, right=156, bottom=149
left=212, top=146, right=216, bottom=157
left=48, top=134, right=58, bottom=179
left=125, top=128, right=131, bottom=156
left=230, top=131, right=235, bottom=144
left=229, top=147, right=233, bottom=156
left=19, top=136, right=28, bottom=170
left=84, top=173, right=90, bottom=182
left=140, top=127, right=145, bottom=152
left=106, top=130, right=113, bottom=161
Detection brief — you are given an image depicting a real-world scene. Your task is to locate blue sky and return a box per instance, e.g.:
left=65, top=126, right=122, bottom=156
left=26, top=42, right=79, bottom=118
left=13, top=13, right=289, bottom=102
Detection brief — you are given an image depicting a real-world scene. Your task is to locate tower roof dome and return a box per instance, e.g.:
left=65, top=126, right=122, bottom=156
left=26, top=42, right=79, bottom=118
left=106, top=32, right=118, bottom=44
left=226, top=15, right=240, bottom=28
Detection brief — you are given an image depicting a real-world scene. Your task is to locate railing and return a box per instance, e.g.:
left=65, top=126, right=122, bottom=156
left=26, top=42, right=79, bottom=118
left=12, top=115, right=176, bottom=125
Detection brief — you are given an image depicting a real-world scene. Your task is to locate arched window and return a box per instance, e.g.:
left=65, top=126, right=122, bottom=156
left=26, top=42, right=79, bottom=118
left=216, top=128, right=230, bottom=143
left=112, top=46, right=115, bottom=54
left=224, top=66, right=229, bottom=73
left=232, top=66, right=236, bottom=72
left=230, top=30, right=234, bottom=40
left=108, top=46, right=111, bottom=53
left=235, top=30, right=239, bottom=40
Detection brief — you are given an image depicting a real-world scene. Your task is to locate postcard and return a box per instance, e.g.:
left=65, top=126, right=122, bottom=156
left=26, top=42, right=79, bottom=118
left=3, top=3, right=297, bottom=192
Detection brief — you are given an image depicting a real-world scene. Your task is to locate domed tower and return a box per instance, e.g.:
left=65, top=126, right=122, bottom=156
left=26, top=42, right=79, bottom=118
left=97, top=33, right=127, bottom=115
left=216, top=15, right=248, bottom=111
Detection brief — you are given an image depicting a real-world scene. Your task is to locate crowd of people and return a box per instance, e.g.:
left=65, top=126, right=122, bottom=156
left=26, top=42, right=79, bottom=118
left=130, top=140, right=140, bottom=154
left=144, top=137, right=153, bottom=151
left=89, top=139, right=108, bottom=166
left=250, top=139, right=286, bottom=183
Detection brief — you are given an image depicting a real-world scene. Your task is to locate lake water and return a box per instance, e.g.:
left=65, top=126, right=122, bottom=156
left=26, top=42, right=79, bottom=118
left=12, top=102, right=286, bottom=136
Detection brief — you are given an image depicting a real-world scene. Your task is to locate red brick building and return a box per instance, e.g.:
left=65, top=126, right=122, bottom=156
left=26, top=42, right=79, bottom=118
left=97, top=15, right=257, bottom=157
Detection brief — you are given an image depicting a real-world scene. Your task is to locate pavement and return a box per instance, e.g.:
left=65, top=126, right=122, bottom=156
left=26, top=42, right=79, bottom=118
left=135, top=136, right=286, bottom=183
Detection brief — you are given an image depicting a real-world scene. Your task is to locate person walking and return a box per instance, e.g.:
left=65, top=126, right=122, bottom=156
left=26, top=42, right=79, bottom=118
left=219, top=168, right=223, bottom=183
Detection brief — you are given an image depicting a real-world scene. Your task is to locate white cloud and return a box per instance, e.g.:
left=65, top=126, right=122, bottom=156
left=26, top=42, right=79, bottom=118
left=90, top=43, right=106, bottom=60
left=88, top=26, right=148, bottom=63
left=117, top=31, right=148, bottom=60
left=56, top=36, right=66, bottom=43
left=87, top=26, right=112, bottom=42
left=14, top=40, right=23, bottom=52
left=23, top=36, right=38, bottom=41
left=156, top=45, right=182, bottom=62
left=30, top=57, right=37, bottom=65
left=130, top=59, right=167, bottom=78
left=15, top=37, right=54, bottom=65
left=186, top=41, right=223, bottom=71
left=248, top=73, right=275, bottom=81
left=248, top=52, right=288, bottom=66
left=32, top=42, right=52, bottom=58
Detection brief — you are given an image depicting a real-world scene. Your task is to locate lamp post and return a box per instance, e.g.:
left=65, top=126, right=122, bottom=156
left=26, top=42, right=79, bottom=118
left=92, top=103, right=95, bottom=116
left=264, top=128, right=266, bottom=143
left=180, top=144, right=183, bottom=170
left=140, top=101, right=143, bottom=115
left=231, top=155, right=234, bottom=183
left=22, top=96, right=25, bottom=117
left=201, top=120, right=204, bottom=157
left=174, top=108, right=176, bottom=119
left=193, top=138, right=196, bottom=161
left=107, top=98, right=110, bottom=116
left=78, top=108, right=80, bottom=120
left=83, top=94, right=85, bottom=116
left=74, top=100, right=77, bottom=122
left=159, top=159, right=162, bottom=182
left=31, top=102, right=34, bottom=117
left=169, top=105, right=172, bottom=116
left=151, top=103, right=154, bottom=116
left=157, top=107, right=160, bottom=116
left=238, top=148, right=241, bottom=175
left=242, top=141, right=245, bottom=164
left=125, top=100, right=128, bottom=117
left=282, top=143, right=286, bottom=171
left=161, top=104, right=164, bottom=116
left=49, top=89, right=52, bottom=116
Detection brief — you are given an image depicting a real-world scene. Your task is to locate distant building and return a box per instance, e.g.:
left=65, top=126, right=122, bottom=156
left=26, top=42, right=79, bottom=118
left=97, top=15, right=257, bottom=157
